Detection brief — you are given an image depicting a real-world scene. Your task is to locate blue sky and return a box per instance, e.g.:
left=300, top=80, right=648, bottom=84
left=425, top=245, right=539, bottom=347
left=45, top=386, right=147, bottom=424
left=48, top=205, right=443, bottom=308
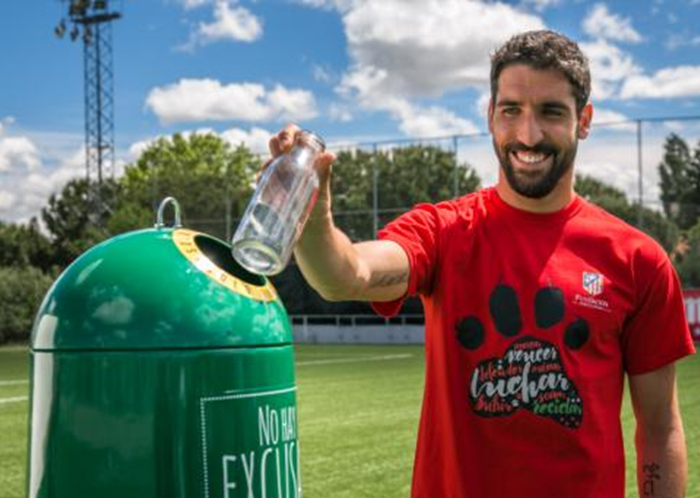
left=1, top=0, right=700, bottom=223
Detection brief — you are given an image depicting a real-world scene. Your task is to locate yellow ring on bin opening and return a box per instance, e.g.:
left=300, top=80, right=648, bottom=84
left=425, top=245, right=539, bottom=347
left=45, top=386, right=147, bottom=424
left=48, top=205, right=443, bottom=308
left=172, top=228, right=277, bottom=302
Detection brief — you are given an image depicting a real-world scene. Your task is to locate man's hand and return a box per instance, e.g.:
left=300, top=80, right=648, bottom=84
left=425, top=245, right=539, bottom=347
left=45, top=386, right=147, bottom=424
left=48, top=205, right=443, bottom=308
left=265, top=123, right=336, bottom=223
left=265, top=125, right=410, bottom=303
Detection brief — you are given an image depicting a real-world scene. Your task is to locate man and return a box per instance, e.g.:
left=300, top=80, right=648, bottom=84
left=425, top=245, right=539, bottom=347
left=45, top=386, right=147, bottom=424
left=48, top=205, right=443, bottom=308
left=268, top=30, right=695, bottom=498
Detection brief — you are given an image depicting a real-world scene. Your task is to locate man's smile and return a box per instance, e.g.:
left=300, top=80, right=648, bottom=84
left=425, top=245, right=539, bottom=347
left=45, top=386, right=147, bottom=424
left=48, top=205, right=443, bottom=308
left=509, top=149, right=555, bottom=174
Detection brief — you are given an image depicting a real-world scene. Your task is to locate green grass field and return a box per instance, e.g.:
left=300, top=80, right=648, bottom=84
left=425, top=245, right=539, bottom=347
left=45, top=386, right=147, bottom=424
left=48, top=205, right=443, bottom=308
left=1, top=344, right=698, bottom=498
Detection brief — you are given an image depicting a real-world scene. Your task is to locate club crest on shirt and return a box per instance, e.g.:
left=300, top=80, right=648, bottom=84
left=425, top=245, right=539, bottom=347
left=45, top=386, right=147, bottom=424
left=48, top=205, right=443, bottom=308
left=582, top=272, right=603, bottom=296
left=574, top=272, right=611, bottom=312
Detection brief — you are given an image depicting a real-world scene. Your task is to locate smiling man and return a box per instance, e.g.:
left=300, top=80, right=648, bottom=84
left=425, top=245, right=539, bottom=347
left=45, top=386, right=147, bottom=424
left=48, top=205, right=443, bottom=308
left=267, top=30, right=695, bottom=498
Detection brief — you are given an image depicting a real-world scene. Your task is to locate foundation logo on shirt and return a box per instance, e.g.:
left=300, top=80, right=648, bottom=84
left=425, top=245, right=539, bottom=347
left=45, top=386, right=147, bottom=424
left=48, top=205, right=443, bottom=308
left=574, top=271, right=610, bottom=312
left=582, top=272, right=603, bottom=296
left=455, top=284, right=589, bottom=429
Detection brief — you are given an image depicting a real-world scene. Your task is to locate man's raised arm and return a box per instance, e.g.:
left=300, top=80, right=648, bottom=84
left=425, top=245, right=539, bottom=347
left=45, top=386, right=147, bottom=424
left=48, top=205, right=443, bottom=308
left=268, top=124, right=410, bottom=303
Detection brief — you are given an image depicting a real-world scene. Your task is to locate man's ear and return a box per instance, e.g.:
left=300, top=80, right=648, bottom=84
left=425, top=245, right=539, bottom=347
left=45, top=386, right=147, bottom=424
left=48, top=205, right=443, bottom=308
left=487, top=98, right=494, bottom=134
left=578, top=103, right=593, bottom=140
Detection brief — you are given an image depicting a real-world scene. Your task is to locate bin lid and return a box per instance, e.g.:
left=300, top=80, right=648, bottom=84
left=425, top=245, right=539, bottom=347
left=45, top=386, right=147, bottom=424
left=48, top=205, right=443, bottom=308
left=31, top=228, right=292, bottom=351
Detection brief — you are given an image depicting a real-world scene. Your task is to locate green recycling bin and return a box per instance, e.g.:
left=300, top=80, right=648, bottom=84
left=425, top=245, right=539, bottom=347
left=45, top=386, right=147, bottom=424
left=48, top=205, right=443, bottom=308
left=27, top=200, right=300, bottom=498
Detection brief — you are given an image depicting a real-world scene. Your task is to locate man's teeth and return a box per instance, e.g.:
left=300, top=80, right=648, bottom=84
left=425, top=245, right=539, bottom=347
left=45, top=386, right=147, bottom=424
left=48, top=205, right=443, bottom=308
left=513, top=151, right=548, bottom=164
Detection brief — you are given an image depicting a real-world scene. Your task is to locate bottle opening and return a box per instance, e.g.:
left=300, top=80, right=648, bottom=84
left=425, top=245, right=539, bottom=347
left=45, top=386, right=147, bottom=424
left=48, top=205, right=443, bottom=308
left=231, top=239, right=284, bottom=276
left=194, top=235, right=267, bottom=286
left=298, top=130, right=326, bottom=152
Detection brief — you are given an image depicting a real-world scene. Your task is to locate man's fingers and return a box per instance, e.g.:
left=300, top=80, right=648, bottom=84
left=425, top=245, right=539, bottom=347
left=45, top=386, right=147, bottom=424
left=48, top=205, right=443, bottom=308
left=269, top=123, right=302, bottom=156
left=269, top=136, right=283, bottom=157
left=278, top=124, right=300, bottom=152
left=316, top=151, right=335, bottom=173
left=264, top=125, right=331, bottom=184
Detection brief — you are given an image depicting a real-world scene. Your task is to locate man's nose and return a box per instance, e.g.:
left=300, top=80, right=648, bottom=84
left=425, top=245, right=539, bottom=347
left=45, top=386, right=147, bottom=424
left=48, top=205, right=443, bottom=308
left=516, top=112, right=544, bottom=147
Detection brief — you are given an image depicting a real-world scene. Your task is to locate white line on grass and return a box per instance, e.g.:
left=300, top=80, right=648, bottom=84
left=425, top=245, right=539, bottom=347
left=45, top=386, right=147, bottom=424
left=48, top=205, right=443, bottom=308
left=296, top=353, right=413, bottom=367
left=0, top=396, right=28, bottom=405
left=0, top=380, right=28, bottom=386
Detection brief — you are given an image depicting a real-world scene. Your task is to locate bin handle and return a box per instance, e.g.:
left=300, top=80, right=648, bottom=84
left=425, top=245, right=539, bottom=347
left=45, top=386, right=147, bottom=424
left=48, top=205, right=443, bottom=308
left=155, top=197, right=182, bottom=229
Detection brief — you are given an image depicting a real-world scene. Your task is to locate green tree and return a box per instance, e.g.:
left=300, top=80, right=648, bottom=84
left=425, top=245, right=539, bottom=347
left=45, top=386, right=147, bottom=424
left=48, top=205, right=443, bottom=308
left=575, top=174, right=678, bottom=253
left=41, top=178, right=116, bottom=267
left=113, top=133, right=257, bottom=240
left=0, top=218, right=54, bottom=271
left=0, top=266, right=54, bottom=344
left=685, top=139, right=700, bottom=226
left=658, top=133, right=698, bottom=230
left=673, top=220, right=700, bottom=287
left=329, top=145, right=480, bottom=240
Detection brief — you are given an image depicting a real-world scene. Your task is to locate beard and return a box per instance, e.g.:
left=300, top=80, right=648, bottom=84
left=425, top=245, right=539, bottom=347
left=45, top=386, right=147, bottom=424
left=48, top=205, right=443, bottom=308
left=493, top=137, right=578, bottom=199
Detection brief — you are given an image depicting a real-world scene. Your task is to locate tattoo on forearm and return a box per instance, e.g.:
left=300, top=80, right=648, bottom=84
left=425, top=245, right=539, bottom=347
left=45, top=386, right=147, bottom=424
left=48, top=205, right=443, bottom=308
left=643, top=462, right=661, bottom=496
left=369, top=270, right=409, bottom=288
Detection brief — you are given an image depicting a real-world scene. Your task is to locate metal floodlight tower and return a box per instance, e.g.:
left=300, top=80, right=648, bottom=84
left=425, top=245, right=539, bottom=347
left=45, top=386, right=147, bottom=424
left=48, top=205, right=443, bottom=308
left=55, top=0, right=121, bottom=185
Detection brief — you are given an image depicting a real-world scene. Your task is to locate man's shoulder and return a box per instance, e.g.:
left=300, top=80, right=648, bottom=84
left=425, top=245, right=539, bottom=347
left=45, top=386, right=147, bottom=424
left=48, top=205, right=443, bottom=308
left=576, top=199, right=669, bottom=264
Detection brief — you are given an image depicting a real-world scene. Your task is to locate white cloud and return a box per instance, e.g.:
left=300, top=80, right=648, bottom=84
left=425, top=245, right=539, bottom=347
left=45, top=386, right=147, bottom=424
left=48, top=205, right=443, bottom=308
left=620, top=65, right=700, bottom=99
left=0, top=129, right=42, bottom=172
left=0, top=147, right=85, bottom=224
left=339, top=0, right=545, bottom=99
left=591, top=108, right=628, bottom=124
left=128, top=138, right=157, bottom=159
left=582, top=3, right=643, bottom=43
left=391, top=100, right=479, bottom=138
left=145, top=79, right=318, bottom=125
left=580, top=40, right=641, bottom=101
left=179, top=0, right=262, bottom=51
left=0, top=117, right=13, bottom=136
left=476, top=92, right=491, bottom=119
left=590, top=108, right=636, bottom=132
left=323, top=0, right=544, bottom=136
left=337, top=64, right=479, bottom=137
left=220, top=126, right=272, bottom=155
left=0, top=192, right=16, bottom=211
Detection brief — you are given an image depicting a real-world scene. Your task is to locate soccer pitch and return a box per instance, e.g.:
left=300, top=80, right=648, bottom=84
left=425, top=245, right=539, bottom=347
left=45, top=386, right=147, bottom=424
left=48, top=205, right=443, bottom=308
left=1, top=344, right=698, bottom=498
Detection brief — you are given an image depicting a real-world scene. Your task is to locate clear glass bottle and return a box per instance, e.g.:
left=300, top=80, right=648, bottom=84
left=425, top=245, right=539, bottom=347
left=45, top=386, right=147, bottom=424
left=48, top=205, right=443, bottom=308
left=231, top=130, right=326, bottom=276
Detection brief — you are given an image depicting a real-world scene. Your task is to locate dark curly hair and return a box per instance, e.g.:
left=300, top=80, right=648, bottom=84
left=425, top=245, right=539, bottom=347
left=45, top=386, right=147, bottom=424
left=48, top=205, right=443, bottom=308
left=490, top=30, right=591, bottom=115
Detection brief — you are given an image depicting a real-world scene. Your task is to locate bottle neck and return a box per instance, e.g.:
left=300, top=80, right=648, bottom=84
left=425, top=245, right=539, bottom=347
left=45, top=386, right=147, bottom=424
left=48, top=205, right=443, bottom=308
left=297, top=130, right=325, bottom=153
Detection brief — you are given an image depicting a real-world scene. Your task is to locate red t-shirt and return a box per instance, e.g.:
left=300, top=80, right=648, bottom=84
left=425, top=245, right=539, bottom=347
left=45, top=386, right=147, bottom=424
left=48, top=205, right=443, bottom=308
left=373, top=187, right=695, bottom=498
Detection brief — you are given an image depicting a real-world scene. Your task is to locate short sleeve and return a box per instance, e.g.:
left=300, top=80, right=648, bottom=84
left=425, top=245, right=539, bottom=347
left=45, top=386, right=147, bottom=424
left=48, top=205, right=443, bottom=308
left=622, top=258, right=696, bottom=375
left=371, top=203, right=445, bottom=317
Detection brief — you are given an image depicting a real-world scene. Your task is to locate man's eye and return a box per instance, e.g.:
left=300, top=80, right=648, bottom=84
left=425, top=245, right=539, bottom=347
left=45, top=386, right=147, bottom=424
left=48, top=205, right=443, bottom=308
left=502, top=107, right=519, bottom=116
left=544, top=108, right=565, bottom=117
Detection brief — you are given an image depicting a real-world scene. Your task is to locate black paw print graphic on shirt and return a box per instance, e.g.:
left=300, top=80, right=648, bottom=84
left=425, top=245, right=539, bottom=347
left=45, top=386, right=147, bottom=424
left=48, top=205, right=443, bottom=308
left=456, top=285, right=590, bottom=429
